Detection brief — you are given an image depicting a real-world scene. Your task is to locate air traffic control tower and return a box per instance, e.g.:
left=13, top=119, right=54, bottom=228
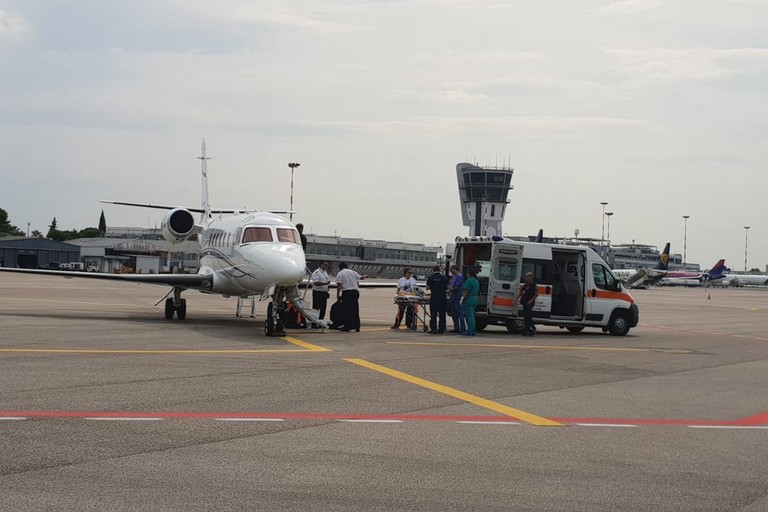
left=456, top=163, right=514, bottom=237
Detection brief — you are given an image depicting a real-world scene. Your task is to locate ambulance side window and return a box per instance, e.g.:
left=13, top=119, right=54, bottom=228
left=592, top=263, right=616, bottom=290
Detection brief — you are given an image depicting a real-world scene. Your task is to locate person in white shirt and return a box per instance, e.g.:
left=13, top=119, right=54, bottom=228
left=335, top=262, right=368, bottom=332
left=310, top=261, right=331, bottom=321
left=392, top=267, right=418, bottom=330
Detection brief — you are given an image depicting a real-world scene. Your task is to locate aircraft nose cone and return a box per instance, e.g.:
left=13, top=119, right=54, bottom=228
left=247, top=244, right=305, bottom=286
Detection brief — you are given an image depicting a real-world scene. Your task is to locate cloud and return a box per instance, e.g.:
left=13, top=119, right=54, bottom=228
left=0, top=8, right=30, bottom=40
left=605, top=47, right=768, bottom=83
left=160, top=0, right=372, bottom=34
left=591, top=0, right=663, bottom=16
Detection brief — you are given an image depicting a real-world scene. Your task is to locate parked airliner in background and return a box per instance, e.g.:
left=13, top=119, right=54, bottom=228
left=659, top=259, right=728, bottom=287
left=612, top=242, right=670, bottom=289
left=0, top=140, right=321, bottom=336
left=720, top=273, right=768, bottom=287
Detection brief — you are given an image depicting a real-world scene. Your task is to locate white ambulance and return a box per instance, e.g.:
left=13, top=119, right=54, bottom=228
left=450, top=236, right=639, bottom=336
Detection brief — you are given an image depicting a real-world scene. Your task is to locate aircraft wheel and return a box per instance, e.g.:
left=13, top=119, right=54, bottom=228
left=566, top=325, right=584, bottom=333
left=164, top=298, right=174, bottom=320
left=176, top=299, right=187, bottom=320
left=608, top=311, right=630, bottom=336
left=265, top=302, right=275, bottom=336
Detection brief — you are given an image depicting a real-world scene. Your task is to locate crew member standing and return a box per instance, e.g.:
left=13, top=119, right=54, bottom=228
left=448, top=264, right=466, bottom=334
left=295, top=223, right=308, bottom=251
left=461, top=267, right=480, bottom=336
left=520, top=272, right=538, bottom=337
left=426, top=265, right=449, bottom=334
left=335, top=262, right=367, bottom=332
left=310, top=261, right=331, bottom=322
left=392, top=267, right=418, bottom=330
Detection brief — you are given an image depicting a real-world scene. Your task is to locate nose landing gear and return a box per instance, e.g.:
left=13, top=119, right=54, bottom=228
left=264, top=300, right=286, bottom=337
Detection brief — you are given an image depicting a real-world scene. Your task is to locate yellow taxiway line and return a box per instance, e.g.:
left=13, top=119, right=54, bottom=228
left=345, top=358, right=563, bottom=427
left=0, top=336, right=331, bottom=355
left=387, top=341, right=693, bottom=354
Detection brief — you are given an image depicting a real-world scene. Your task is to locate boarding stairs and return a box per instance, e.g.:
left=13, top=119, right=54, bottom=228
left=236, top=296, right=257, bottom=318
left=285, top=285, right=329, bottom=329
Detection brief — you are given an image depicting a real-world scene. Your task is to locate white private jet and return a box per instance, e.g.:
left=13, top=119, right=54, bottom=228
left=0, top=140, right=323, bottom=336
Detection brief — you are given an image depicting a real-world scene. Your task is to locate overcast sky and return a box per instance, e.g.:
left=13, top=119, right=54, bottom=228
left=1, top=0, right=767, bottom=270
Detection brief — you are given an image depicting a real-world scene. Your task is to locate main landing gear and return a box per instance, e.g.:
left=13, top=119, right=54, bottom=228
left=164, top=287, right=187, bottom=320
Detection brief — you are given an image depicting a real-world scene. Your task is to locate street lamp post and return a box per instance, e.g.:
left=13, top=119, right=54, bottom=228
left=600, top=201, right=608, bottom=257
left=744, top=226, right=750, bottom=272
left=682, top=215, right=690, bottom=270
left=288, top=162, right=300, bottom=222
left=605, top=212, right=614, bottom=264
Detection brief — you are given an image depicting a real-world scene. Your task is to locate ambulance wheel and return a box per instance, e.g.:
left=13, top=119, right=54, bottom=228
left=164, top=299, right=174, bottom=320
left=608, top=311, right=630, bottom=336
left=475, top=320, right=487, bottom=332
left=176, top=299, right=187, bottom=320
left=506, top=319, right=525, bottom=334
left=566, top=326, right=584, bottom=333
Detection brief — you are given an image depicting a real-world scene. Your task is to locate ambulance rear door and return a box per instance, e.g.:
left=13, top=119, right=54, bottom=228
left=487, top=241, right=524, bottom=316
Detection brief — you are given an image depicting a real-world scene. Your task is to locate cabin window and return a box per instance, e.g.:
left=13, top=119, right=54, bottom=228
left=242, top=227, right=273, bottom=243
left=276, top=228, right=300, bottom=244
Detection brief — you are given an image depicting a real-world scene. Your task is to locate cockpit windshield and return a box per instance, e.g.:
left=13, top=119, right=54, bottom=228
left=242, top=227, right=273, bottom=243
left=276, top=228, right=300, bottom=244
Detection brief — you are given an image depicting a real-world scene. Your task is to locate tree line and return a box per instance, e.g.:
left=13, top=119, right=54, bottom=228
left=0, top=208, right=107, bottom=242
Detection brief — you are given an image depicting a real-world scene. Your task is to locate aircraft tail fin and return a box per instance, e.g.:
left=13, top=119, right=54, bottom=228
left=708, top=259, right=727, bottom=279
left=653, top=243, right=671, bottom=271
left=198, top=139, right=211, bottom=222
left=535, top=229, right=544, bottom=243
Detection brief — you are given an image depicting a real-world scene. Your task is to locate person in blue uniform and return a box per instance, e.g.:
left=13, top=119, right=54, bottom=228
left=426, top=265, right=449, bottom=334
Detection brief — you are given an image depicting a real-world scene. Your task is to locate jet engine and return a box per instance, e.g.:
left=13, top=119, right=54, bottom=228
left=161, top=208, right=198, bottom=243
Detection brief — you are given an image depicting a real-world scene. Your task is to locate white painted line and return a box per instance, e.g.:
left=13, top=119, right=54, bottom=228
left=456, top=421, right=521, bottom=425
left=687, top=425, right=768, bottom=430
left=85, top=417, right=163, bottom=421
left=337, top=419, right=404, bottom=423
left=575, top=423, right=638, bottom=428
left=215, top=418, right=286, bottom=422
left=0, top=417, right=27, bottom=421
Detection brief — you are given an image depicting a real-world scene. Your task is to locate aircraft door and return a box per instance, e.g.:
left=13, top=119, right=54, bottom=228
left=487, top=242, right=524, bottom=315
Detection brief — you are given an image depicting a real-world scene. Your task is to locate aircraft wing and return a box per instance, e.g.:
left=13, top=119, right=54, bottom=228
left=299, top=280, right=400, bottom=289
left=101, top=200, right=292, bottom=215
left=0, top=267, right=213, bottom=291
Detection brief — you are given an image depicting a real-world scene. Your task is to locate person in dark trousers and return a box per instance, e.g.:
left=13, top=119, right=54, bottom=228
left=295, top=223, right=308, bottom=251
left=426, top=265, right=449, bottom=334
left=310, top=261, right=331, bottom=322
left=335, top=262, right=367, bottom=332
left=448, top=264, right=466, bottom=334
left=520, top=272, right=538, bottom=336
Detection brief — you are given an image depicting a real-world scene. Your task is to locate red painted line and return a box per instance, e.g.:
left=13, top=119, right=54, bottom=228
left=551, top=417, right=739, bottom=427
left=736, top=412, right=768, bottom=426
left=2, top=410, right=768, bottom=426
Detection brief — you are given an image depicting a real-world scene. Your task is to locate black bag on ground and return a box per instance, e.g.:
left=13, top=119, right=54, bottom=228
left=329, top=300, right=344, bottom=328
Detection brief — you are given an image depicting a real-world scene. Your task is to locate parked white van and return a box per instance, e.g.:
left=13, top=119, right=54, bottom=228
left=450, top=236, right=639, bottom=336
